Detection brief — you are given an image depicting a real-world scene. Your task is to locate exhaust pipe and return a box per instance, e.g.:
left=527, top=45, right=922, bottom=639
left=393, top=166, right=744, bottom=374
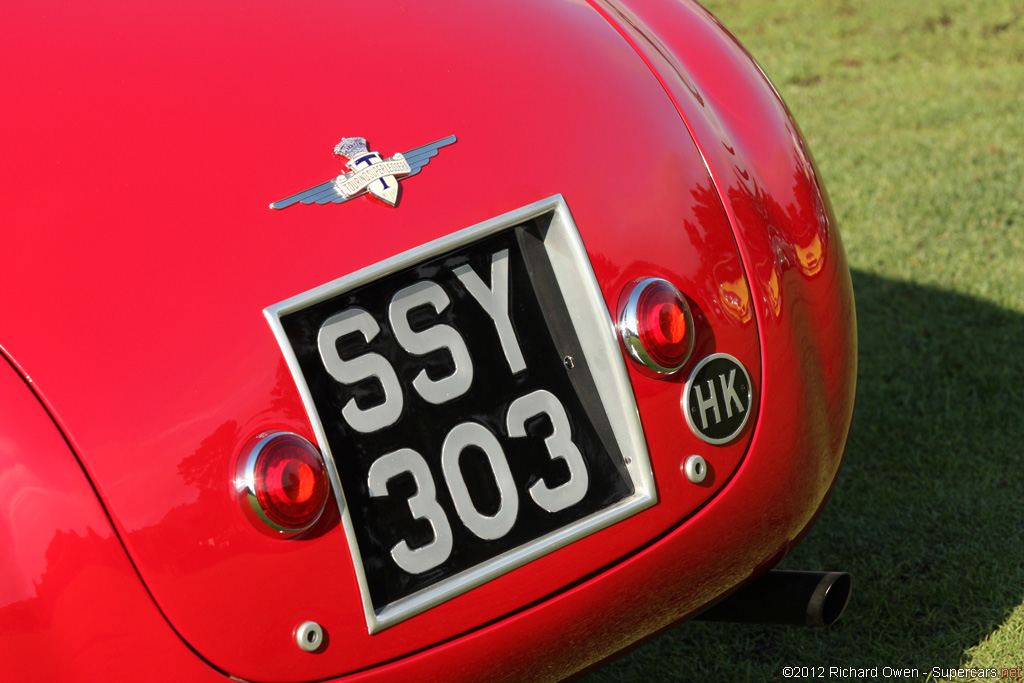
left=694, top=570, right=852, bottom=627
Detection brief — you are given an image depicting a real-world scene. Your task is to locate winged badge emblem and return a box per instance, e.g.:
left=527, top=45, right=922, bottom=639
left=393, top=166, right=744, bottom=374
left=270, top=135, right=456, bottom=210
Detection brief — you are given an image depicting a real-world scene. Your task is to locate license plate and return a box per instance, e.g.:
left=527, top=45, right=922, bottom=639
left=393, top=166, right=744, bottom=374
left=265, top=196, right=655, bottom=632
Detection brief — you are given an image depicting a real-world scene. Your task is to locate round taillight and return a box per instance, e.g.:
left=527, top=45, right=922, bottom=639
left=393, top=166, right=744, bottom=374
left=238, top=432, right=331, bottom=537
left=618, top=278, right=695, bottom=375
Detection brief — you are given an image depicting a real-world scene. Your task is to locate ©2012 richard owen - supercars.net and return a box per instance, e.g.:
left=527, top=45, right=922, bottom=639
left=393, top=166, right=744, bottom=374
left=0, top=0, right=857, bottom=681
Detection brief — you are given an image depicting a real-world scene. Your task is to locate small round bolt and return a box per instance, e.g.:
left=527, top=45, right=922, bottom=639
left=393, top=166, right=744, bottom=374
left=684, top=455, right=708, bottom=484
left=563, top=355, right=575, bottom=370
left=296, top=621, right=324, bottom=653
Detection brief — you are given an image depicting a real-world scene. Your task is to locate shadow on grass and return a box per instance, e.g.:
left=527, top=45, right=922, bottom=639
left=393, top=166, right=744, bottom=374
left=584, top=269, right=1024, bottom=681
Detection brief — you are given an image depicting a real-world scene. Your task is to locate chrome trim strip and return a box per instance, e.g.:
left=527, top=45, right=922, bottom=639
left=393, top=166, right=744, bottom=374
left=264, top=195, right=656, bottom=633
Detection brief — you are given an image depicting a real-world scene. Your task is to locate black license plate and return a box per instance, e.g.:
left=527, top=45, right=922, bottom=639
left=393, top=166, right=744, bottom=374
left=266, top=198, right=654, bottom=631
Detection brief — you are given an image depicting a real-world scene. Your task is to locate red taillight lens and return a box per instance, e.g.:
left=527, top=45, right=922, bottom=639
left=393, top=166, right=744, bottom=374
left=239, top=432, right=330, bottom=536
left=619, top=278, right=694, bottom=375
left=636, top=283, right=691, bottom=369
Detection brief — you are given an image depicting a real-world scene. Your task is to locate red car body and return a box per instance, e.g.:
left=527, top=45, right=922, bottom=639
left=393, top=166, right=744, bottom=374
left=0, top=0, right=856, bottom=681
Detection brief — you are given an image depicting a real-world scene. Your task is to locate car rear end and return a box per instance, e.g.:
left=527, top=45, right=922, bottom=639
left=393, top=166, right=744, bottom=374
left=0, top=0, right=855, bottom=681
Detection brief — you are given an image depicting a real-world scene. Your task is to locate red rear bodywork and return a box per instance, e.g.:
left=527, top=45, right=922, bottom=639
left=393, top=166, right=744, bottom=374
left=0, top=1, right=855, bottom=681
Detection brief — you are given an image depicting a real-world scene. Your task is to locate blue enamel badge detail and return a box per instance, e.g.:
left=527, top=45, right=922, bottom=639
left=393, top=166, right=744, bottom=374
left=271, top=135, right=457, bottom=210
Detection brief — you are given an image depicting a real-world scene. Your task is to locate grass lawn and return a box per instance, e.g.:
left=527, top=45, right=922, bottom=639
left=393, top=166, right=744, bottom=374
left=584, top=0, right=1024, bottom=680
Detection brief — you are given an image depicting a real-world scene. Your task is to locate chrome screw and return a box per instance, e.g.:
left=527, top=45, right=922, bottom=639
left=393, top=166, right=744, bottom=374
left=684, top=455, right=708, bottom=484
left=296, top=621, right=324, bottom=653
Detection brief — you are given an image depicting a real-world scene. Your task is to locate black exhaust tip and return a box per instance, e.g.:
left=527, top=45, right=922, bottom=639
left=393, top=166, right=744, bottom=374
left=694, top=570, right=852, bottom=627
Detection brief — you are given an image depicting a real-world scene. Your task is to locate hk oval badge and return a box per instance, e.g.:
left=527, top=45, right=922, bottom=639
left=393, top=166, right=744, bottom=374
left=683, top=353, right=753, bottom=445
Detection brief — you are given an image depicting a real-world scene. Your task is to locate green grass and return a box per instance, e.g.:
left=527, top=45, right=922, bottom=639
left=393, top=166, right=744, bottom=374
left=584, top=1, right=1024, bottom=680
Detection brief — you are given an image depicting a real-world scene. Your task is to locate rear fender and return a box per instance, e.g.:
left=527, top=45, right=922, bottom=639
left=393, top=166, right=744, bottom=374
left=592, top=0, right=857, bottom=528
left=0, top=353, right=224, bottom=682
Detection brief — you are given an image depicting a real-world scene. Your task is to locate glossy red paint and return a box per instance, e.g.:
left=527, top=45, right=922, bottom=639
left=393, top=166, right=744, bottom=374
left=0, top=355, right=223, bottom=682
left=591, top=0, right=857, bottom=512
left=0, top=0, right=854, bottom=681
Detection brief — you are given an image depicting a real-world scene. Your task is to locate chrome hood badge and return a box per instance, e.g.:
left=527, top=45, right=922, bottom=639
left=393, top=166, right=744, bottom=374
left=270, top=135, right=456, bottom=210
